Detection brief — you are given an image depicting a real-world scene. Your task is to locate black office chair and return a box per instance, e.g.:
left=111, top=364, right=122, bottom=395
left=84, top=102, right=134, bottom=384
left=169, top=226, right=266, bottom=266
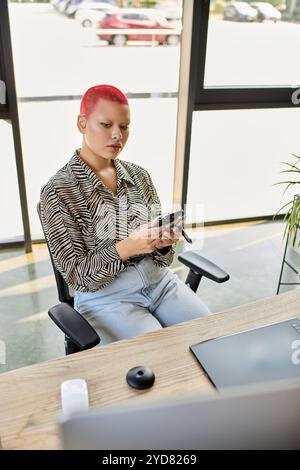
left=37, top=202, right=229, bottom=355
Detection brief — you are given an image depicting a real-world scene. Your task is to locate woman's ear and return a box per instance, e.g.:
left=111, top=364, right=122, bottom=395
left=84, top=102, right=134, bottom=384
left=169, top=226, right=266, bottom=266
left=77, top=114, right=87, bottom=134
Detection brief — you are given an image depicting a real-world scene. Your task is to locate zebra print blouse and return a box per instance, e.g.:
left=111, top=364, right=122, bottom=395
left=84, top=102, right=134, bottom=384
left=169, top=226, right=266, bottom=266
left=40, top=150, right=175, bottom=292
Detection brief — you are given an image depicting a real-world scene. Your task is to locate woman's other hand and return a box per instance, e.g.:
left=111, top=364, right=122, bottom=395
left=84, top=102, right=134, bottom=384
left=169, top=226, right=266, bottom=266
left=116, top=223, right=162, bottom=261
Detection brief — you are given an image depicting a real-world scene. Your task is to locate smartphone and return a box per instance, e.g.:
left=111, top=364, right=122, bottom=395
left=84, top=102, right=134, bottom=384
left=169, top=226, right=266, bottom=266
left=151, top=210, right=192, bottom=244
left=151, top=210, right=184, bottom=228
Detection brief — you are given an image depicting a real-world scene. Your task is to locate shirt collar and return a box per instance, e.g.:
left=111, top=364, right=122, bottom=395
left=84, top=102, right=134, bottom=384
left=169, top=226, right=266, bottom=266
left=68, top=150, right=135, bottom=196
left=114, top=158, right=135, bottom=186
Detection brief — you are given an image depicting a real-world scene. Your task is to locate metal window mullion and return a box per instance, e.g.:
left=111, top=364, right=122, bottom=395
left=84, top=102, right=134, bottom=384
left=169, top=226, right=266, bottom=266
left=173, top=0, right=210, bottom=210
left=0, top=0, right=32, bottom=253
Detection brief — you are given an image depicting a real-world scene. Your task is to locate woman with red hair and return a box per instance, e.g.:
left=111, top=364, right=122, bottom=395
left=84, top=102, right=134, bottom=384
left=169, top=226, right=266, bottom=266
left=40, top=84, right=209, bottom=345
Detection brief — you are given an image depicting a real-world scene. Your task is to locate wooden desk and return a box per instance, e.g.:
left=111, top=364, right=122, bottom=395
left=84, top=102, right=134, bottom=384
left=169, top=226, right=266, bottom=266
left=0, top=289, right=299, bottom=450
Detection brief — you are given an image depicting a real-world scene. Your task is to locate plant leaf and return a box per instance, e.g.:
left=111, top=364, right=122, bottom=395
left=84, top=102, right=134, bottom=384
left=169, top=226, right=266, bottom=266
left=275, top=156, right=300, bottom=246
left=280, top=161, right=300, bottom=170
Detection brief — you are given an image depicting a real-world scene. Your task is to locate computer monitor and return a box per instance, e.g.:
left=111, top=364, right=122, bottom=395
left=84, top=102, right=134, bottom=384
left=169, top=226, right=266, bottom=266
left=60, top=379, right=300, bottom=450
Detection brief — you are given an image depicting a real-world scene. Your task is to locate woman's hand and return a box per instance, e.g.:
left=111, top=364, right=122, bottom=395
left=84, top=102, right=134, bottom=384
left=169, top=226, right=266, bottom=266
left=154, top=224, right=181, bottom=251
left=116, top=223, right=162, bottom=261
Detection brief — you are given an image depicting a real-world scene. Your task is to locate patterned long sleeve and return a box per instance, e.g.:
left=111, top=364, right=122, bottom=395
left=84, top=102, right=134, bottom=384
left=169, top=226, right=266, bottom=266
left=40, top=182, right=127, bottom=292
left=39, top=151, right=175, bottom=292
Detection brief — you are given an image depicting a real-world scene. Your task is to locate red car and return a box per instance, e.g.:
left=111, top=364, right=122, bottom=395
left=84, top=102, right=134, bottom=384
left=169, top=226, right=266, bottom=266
left=97, top=9, right=180, bottom=46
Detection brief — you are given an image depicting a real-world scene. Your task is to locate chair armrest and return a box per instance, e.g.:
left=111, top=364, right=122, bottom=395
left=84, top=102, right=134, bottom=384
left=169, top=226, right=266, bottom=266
left=48, top=303, right=100, bottom=351
left=178, top=250, right=229, bottom=283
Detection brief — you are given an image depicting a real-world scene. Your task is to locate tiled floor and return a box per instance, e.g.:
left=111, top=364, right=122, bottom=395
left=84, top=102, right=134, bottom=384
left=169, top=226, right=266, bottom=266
left=0, top=220, right=299, bottom=373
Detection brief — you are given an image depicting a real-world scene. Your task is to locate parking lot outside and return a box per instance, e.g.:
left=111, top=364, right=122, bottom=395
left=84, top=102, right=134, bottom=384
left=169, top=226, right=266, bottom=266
left=1, top=2, right=300, bottom=240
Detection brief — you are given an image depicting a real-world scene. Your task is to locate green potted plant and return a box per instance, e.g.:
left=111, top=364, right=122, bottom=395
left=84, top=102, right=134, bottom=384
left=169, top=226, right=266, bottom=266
left=276, top=154, right=300, bottom=250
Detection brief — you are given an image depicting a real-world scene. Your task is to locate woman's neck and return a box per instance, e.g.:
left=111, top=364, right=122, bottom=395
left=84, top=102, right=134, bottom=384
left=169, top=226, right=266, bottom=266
left=79, top=146, right=113, bottom=174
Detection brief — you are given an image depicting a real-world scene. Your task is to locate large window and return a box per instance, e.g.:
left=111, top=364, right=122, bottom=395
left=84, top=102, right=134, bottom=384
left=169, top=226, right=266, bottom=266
left=0, top=3, right=24, bottom=242
left=193, top=1, right=300, bottom=110
left=8, top=1, right=182, bottom=239
left=205, top=1, right=300, bottom=87
left=187, top=107, right=300, bottom=222
left=17, top=97, right=177, bottom=237
left=4, top=0, right=300, bottom=242
left=182, top=0, right=300, bottom=222
left=0, top=121, right=23, bottom=240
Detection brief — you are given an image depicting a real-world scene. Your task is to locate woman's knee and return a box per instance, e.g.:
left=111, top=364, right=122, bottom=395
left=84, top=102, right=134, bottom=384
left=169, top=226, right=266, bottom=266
left=153, top=279, right=210, bottom=326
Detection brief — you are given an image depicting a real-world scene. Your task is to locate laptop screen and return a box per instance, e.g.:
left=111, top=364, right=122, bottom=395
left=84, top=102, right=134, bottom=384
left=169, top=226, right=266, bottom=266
left=190, top=318, right=300, bottom=390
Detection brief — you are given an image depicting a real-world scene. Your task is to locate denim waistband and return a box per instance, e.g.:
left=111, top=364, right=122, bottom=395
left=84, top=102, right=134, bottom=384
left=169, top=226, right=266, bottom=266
left=133, top=256, right=166, bottom=288
left=74, top=256, right=167, bottom=302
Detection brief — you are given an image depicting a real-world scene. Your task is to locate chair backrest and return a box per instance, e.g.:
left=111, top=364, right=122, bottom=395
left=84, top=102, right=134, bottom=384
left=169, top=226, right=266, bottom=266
left=37, top=202, right=74, bottom=306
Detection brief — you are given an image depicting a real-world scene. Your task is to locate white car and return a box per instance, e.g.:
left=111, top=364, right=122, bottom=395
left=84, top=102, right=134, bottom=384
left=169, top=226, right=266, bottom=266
left=50, top=0, right=63, bottom=9
left=66, top=0, right=116, bottom=18
left=154, top=4, right=182, bottom=27
left=57, top=0, right=70, bottom=13
left=251, top=2, right=282, bottom=22
left=154, top=5, right=182, bottom=19
left=74, top=2, right=117, bottom=28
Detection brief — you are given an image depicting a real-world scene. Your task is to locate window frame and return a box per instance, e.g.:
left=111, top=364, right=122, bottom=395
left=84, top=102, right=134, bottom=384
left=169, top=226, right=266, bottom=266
left=194, top=0, right=300, bottom=111
left=0, top=23, right=9, bottom=118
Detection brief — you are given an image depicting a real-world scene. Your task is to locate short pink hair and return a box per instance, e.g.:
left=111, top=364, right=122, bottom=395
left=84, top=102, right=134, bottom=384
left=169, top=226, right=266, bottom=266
left=80, top=84, right=128, bottom=116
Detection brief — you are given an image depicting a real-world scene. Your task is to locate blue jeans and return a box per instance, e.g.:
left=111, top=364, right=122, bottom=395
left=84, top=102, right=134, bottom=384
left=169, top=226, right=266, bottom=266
left=74, top=256, right=210, bottom=345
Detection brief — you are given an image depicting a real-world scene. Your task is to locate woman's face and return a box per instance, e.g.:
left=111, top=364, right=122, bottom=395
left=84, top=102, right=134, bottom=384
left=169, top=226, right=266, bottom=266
left=78, top=98, right=130, bottom=160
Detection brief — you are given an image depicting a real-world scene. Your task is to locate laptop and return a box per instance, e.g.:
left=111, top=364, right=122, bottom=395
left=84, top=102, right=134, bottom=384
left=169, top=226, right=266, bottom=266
left=60, top=379, right=300, bottom=450
left=190, top=318, right=300, bottom=390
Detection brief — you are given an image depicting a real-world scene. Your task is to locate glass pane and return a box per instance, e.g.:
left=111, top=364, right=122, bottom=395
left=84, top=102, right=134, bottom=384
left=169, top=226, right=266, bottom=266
left=18, top=98, right=177, bottom=238
left=8, top=1, right=181, bottom=238
left=9, top=2, right=181, bottom=96
left=187, top=108, right=300, bottom=222
left=205, top=1, right=300, bottom=87
left=0, top=121, right=23, bottom=241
